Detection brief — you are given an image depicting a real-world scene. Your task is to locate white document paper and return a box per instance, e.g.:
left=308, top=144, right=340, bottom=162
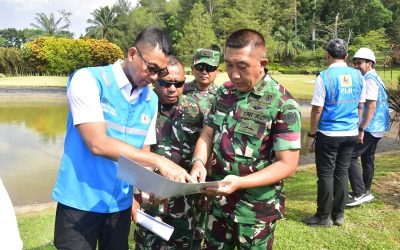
left=136, top=210, right=174, bottom=241
left=117, top=155, right=229, bottom=199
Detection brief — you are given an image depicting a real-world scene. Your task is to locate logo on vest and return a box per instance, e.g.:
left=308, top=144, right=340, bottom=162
left=141, top=114, right=150, bottom=124
left=101, top=98, right=116, bottom=116
left=339, top=75, right=353, bottom=94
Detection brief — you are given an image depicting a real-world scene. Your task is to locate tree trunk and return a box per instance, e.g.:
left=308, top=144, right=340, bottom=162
left=334, top=12, right=339, bottom=38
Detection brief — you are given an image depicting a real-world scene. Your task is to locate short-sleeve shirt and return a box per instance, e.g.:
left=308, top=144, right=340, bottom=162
left=67, top=60, right=157, bottom=145
left=207, top=73, right=301, bottom=224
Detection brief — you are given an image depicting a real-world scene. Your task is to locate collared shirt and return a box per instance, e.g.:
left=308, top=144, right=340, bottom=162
left=364, top=69, right=385, bottom=138
left=311, top=62, right=366, bottom=136
left=67, top=60, right=157, bottom=145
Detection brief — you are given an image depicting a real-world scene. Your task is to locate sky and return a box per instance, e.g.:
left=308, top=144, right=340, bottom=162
left=0, top=0, right=137, bottom=38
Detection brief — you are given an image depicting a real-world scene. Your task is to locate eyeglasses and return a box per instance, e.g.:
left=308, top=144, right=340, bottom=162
left=158, top=79, right=185, bottom=88
left=194, top=63, right=218, bottom=73
left=136, top=48, right=169, bottom=78
left=353, top=60, right=366, bottom=66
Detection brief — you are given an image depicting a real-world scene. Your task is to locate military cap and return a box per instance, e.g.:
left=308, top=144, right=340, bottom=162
left=193, top=48, right=220, bottom=66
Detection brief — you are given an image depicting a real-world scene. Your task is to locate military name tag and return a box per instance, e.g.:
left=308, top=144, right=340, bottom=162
left=240, top=110, right=268, bottom=124
left=216, top=101, right=231, bottom=113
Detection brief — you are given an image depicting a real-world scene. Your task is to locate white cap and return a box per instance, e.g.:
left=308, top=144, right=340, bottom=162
left=353, top=48, right=376, bottom=64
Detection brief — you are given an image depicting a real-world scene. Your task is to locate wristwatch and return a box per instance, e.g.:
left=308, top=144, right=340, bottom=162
left=358, top=127, right=365, bottom=132
left=307, top=132, right=316, bottom=138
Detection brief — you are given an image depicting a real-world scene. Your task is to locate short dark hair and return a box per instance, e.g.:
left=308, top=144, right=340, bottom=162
left=226, top=29, right=265, bottom=49
left=325, top=38, right=347, bottom=59
left=133, top=27, right=173, bottom=56
left=169, top=55, right=184, bottom=71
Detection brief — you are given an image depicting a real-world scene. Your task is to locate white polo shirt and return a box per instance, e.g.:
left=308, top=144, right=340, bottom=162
left=67, top=60, right=157, bottom=145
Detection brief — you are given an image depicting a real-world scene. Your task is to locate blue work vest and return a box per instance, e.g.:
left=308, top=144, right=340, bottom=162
left=319, top=66, right=363, bottom=132
left=52, top=65, right=157, bottom=213
left=364, top=71, right=390, bottom=133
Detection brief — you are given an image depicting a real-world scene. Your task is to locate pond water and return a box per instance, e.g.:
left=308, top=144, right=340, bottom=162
left=0, top=97, right=67, bottom=206
left=0, top=96, right=311, bottom=206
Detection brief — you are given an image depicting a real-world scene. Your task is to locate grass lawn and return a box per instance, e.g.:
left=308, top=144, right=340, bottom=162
left=1, top=68, right=397, bottom=102
left=17, top=153, right=400, bottom=249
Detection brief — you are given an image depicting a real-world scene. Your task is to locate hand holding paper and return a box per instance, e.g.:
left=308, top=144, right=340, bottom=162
left=117, top=156, right=230, bottom=199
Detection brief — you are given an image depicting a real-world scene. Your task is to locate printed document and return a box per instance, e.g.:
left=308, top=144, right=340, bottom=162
left=117, top=155, right=229, bottom=199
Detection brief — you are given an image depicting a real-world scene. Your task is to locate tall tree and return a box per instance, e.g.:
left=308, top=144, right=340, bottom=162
left=175, top=2, right=217, bottom=57
left=30, top=12, right=70, bottom=36
left=86, top=6, right=117, bottom=40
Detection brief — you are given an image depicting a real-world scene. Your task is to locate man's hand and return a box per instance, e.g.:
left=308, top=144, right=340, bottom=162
left=155, top=156, right=194, bottom=183
left=190, top=161, right=207, bottom=183
left=131, top=199, right=140, bottom=223
left=308, top=138, right=316, bottom=152
left=358, top=130, right=364, bottom=144
left=141, top=192, right=167, bottom=207
left=201, top=175, right=239, bottom=196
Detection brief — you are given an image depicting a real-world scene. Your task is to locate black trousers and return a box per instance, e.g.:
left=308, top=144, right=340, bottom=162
left=54, top=203, right=132, bottom=250
left=315, top=132, right=358, bottom=218
left=348, top=132, right=381, bottom=195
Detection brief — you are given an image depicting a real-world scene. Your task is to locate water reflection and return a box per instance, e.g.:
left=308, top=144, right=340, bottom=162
left=0, top=97, right=312, bottom=206
left=0, top=99, right=67, bottom=206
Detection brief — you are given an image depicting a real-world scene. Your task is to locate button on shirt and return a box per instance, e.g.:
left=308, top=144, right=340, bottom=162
left=67, top=60, right=157, bottom=145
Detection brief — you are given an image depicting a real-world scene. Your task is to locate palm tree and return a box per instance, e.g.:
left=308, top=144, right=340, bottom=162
left=274, top=25, right=306, bottom=65
left=86, top=6, right=117, bottom=40
left=30, top=12, right=69, bottom=36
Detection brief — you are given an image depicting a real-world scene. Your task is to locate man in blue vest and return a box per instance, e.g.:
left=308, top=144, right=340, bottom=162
left=52, top=28, right=192, bottom=250
left=302, top=38, right=366, bottom=227
left=346, top=48, right=390, bottom=207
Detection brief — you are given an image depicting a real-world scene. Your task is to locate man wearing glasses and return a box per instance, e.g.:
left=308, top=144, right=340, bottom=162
left=52, top=28, right=192, bottom=250
left=346, top=48, right=390, bottom=207
left=184, top=48, right=220, bottom=248
left=134, top=56, right=203, bottom=249
left=185, top=48, right=220, bottom=122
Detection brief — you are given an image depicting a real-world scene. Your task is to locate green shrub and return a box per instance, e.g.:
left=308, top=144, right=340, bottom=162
left=22, top=37, right=124, bottom=76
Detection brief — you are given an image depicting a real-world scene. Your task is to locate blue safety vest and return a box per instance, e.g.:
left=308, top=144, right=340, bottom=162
left=52, top=65, right=157, bottom=213
left=319, top=66, right=363, bottom=132
left=364, top=71, right=390, bottom=132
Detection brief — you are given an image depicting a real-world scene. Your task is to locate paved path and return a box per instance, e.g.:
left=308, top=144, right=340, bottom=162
left=299, top=102, right=400, bottom=166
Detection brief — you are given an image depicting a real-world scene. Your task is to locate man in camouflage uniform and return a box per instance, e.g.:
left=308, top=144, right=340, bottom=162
left=181, top=48, right=220, bottom=248
left=184, top=48, right=220, bottom=126
left=134, top=56, right=207, bottom=249
left=190, top=29, right=301, bottom=249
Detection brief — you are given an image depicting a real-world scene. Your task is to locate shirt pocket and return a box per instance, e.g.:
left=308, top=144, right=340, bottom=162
left=233, top=119, right=268, bottom=159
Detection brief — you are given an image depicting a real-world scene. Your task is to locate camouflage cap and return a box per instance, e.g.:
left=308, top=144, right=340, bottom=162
left=193, top=48, right=220, bottom=66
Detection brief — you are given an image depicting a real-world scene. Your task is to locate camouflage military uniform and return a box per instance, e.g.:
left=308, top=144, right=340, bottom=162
left=182, top=80, right=219, bottom=246
left=202, top=73, right=301, bottom=249
left=135, top=89, right=216, bottom=249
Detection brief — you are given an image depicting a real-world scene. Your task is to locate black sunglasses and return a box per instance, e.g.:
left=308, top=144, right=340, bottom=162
left=158, top=79, right=185, bottom=88
left=136, top=48, right=169, bottom=78
left=194, top=63, right=218, bottom=73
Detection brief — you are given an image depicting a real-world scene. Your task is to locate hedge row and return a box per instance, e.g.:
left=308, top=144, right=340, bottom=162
left=0, top=37, right=124, bottom=76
